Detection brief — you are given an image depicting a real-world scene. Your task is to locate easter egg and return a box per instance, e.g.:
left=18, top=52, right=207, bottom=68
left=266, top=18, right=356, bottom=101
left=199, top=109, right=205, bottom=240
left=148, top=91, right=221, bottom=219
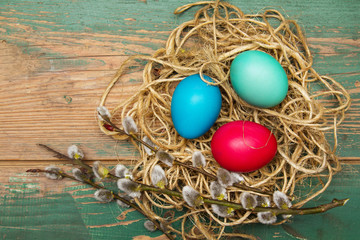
left=230, top=50, right=288, bottom=108
left=211, top=121, right=277, bottom=172
left=171, top=74, right=222, bottom=139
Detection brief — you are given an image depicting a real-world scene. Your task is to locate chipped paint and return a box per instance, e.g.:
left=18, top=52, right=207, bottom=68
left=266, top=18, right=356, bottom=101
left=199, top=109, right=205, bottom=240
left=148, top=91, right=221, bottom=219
left=8, top=177, right=33, bottom=183
left=63, top=95, right=72, bottom=104
left=88, top=219, right=141, bottom=228
left=117, top=208, right=136, bottom=220
left=4, top=183, right=40, bottom=195
left=0, top=193, right=91, bottom=240
left=0, top=0, right=359, bottom=239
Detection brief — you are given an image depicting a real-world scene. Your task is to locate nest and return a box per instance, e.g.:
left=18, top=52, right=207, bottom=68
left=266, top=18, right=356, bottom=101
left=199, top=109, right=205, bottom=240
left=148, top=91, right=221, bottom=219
left=98, top=1, right=350, bottom=239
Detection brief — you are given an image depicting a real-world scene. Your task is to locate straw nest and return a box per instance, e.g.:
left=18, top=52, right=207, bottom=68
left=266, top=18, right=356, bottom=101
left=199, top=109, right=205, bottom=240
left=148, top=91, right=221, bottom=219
left=98, top=1, right=350, bottom=239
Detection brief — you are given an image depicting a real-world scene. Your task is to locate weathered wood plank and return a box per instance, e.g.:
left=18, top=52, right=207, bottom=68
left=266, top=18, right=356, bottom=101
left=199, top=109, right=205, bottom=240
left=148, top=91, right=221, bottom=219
left=0, top=0, right=359, bottom=162
left=0, top=166, right=167, bottom=239
left=1, top=164, right=359, bottom=239
left=0, top=1, right=359, bottom=239
left=236, top=164, right=360, bottom=240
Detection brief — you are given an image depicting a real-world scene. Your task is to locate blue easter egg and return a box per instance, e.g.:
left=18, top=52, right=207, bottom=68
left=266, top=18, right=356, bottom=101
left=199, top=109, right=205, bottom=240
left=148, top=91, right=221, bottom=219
left=230, top=50, right=288, bottom=108
left=171, top=74, right=222, bottom=139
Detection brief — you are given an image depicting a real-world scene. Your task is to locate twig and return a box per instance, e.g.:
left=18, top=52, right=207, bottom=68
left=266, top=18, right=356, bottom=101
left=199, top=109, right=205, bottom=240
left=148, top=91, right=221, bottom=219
left=99, top=114, right=155, bottom=151
left=139, top=182, right=348, bottom=216
left=173, top=160, right=273, bottom=195
left=37, top=144, right=347, bottom=220
left=27, top=169, right=175, bottom=240
left=38, top=144, right=93, bottom=173
left=33, top=142, right=348, bottom=234
left=99, top=115, right=271, bottom=195
left=28, top=167, right=348, bottom=220
left=38, top=144, right=126, bottom=180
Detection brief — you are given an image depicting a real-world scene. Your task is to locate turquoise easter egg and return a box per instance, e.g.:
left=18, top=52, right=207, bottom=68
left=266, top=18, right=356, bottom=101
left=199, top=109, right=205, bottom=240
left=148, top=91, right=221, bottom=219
left=171, top=74, right=222, bottom=139
left=230, top=50, right=288, bottom=108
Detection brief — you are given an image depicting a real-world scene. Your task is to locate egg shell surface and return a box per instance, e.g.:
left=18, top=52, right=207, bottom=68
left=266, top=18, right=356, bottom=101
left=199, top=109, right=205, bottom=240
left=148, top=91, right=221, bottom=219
left=171, top=74, right=222, bottom=139
left=211, top=120, right=277, bottom=172
left=230, top=50, right=288, bottom=108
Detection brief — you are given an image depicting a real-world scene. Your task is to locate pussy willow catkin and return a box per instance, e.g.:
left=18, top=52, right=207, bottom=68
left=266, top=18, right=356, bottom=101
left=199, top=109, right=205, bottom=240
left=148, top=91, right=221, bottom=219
left=98, top=1, right=350, bottom=238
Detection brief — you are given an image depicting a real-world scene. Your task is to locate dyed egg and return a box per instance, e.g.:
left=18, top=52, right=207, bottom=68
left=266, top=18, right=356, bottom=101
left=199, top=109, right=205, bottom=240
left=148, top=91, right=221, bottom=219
left=211, top=121, right=277, bottom=172
left=230, top=50, right=288, bottom=108
left=171, top=74, right=222, bottom=139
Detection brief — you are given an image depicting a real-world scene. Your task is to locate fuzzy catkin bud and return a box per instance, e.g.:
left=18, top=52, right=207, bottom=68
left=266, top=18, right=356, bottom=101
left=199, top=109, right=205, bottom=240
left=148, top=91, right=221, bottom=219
left=150, top=165, right=167, bottom=189
left=210, top=181, right=227, bottom=200
left=122, top=116, right=138, bottom=134
left=114, top=164, right=133, bottom=179
left=92, top=161, right=109, bottom=179
left=94, top=189, right=113, bottom=203
left=182, top=186, right=203, bottom=207
left=117, top=178, right=141, bottom=198
left=257, top=211, right=277, bottom=224
left=97, top=106, right=111, bottom=121
left=240, top=192, right=257, bottom=210
left=273, top=191, right=292, bottom=219
left=156, top=150, right=174, bottom=167
left=116, top=199, right=130, bottom=208
left=144, top=220, right=156, bottom=232
left=72, top=168, right=87, bottom=182
left=142, top=136, right=157, bottom=155
left=231, top=172, right=244, bottom=184
left=67, top=145, right=84, bottom=160
left=211, top=204, right=234, bottom=218
left=159, top=222, right=168, bottom=233
left=273, top=191, right=292, bottom=209
left=257, top=195, right=271, bottom=207
left=45, top=166, right=62, bottom=180
left=217, top=168, right=234, bottom=187
left=192, top=151, right=206, bottom=167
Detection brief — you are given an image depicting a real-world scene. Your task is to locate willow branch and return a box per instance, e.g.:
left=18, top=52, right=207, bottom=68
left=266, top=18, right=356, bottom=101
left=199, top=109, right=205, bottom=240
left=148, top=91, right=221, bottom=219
left=27, top=169, right=175, bottom=240
left=38, top=144, right=93, bottom=173
left=173, top=160, right=273, bottom=195
left=100, top=114, right=157, bottom=152
left=37, top=144, right=347, bottom=216
left=98, top=115, right=271, bottom=195
left=139, top=182, right=348, bottom=216
left=37, top=144, right=122, bottom=180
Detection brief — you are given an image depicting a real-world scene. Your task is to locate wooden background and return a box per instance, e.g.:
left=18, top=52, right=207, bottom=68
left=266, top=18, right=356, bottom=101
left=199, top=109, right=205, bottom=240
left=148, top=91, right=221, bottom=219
left=0, top=0, right=359, bottom=239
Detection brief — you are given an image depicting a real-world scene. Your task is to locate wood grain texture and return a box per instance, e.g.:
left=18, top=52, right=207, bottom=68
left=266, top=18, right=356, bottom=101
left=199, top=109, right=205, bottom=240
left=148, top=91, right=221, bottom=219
left=0, top=0, right=359, bottom=239
left=1, top=165, right=359, bottom=240
left=0, top=0, right=359, bottom=163
left=0, top=166, right=168, bottom=239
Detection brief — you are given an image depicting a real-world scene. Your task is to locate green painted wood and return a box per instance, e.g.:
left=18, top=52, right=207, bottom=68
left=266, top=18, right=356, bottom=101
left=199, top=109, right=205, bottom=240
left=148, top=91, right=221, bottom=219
left=1, top=165, right=359, bottom=240
left=0, top=0, right=359, bottom=239
left=0, top=0, right=360, bottom=160
left=0, top=0, right=358, bottom=161
left=236, top=164, right=360, bottom=240
left=0, top=175, right=167, bottom=240
left=0, top=193, right=91, bottom=240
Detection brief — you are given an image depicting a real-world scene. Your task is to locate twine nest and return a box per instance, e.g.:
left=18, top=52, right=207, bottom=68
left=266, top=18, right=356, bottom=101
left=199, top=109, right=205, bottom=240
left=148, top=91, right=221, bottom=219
left=98, top=1, right=350, bottom=239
